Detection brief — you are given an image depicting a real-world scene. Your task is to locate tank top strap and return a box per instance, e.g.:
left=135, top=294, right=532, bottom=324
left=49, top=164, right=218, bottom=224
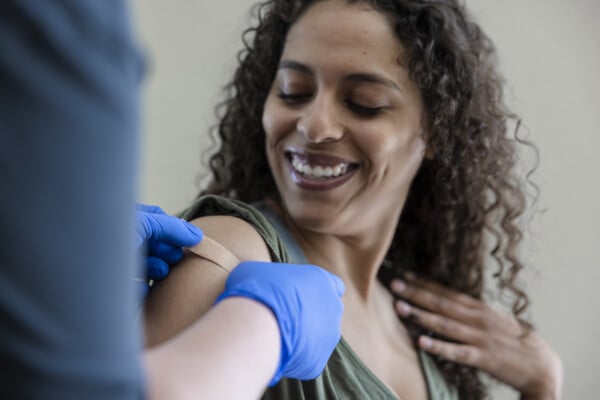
left=251, top=202, right=309, bottom=265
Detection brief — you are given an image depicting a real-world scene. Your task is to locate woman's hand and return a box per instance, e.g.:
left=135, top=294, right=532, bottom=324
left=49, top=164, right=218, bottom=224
left=390, top=273, right=563, bottom=399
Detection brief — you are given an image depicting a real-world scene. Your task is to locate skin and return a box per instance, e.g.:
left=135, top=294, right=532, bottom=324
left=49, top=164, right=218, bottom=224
left=145, top=297, right=280, bottom=400
left=147, top=2, right=429, bottom=398
left=145, top=0, right=562, bottom=398
left=262, top=1, right=429, bottom=398
left=390, top=273, right=564, bottom=399
left=144, top=216, right=271, bottom=347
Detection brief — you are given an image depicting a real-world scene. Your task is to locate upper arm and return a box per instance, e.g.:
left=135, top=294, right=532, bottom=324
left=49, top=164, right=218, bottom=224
left=142, top=215, right=272, bottom=348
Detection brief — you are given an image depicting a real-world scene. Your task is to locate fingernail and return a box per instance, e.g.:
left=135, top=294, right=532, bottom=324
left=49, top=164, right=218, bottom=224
left=392, top=279, right=406, bottom=292
left=420, top=336, right=432, bottom=349
left=396, top=300, right=411, bottom=316
left=404, top=271, right=416, bottom=281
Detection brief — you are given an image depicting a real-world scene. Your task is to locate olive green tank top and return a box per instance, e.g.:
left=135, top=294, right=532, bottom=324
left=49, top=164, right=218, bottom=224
left=181, top=195, right=458, bottom=400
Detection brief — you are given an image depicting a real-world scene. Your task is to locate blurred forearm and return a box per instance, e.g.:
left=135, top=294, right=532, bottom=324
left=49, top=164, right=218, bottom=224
left=144, top=297, right=280, bottom=400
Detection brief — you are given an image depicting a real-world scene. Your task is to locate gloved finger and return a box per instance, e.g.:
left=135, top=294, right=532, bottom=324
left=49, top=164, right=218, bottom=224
left=146, top=256, right=170, bottom=280
left=147, top=240, right=184, bottom=264
left=143, top=213, right=203, bottom=246
left=136, top=203, right=166, bottom=214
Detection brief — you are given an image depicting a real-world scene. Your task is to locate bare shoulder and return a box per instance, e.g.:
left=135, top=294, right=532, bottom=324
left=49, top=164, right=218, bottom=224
left=143, top=215, right=271, bottom=348
left=189, top=215, right=272, bottom=263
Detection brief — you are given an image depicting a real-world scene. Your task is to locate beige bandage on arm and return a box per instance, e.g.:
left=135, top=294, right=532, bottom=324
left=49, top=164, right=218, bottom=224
left=186, top=236, right=241, bottom=273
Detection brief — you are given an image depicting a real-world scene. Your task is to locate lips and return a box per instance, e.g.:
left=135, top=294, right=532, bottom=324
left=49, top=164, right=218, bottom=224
left=284, top=150, right=359, bottom=190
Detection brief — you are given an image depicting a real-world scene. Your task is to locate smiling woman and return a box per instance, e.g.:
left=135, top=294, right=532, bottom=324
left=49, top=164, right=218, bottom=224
left=262, top=3, right=427, bottom=238
left=142, top=0, right=563, bottom=399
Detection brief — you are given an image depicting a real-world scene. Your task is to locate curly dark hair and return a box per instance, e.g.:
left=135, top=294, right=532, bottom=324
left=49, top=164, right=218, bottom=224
left=201, top=0, right=537, bottom=398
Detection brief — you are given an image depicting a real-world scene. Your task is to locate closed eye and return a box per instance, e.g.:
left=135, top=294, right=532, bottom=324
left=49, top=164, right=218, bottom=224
left=346, top=101, right=385, bottom=117
left=278, top=91, right=312, bottom=104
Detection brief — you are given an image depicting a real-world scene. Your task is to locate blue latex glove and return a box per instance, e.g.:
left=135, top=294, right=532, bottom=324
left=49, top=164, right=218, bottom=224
left=136, top=204, right=203, bottom=293
left=216, top=261, right=345, bottom=385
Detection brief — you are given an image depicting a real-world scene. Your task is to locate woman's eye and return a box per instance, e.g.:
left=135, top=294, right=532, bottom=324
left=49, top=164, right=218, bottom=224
left=278, top=92, right=312, bottom=103
left=347, top=101, right=384, bottom=117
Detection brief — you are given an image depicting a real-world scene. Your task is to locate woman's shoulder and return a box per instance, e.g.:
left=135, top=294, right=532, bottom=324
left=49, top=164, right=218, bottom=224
left=144, top=195, right=285, bottom=347
left=181, top=195, right=290, bottom=264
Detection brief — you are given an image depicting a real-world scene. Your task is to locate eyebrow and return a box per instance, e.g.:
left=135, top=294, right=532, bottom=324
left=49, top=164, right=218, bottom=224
left=278, top=60, right=313, bottom=74
left=278, top=60, right=401, bottom=92
left=346, top=73, right=401, bottom=91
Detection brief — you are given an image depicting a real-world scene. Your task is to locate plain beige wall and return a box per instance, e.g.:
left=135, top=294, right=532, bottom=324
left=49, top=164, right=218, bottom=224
left=132, top=1, right=600, bottom=398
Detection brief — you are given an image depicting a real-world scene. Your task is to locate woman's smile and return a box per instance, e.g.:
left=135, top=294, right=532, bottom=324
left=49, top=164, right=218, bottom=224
left=285, top=150, right=359, bottom=190
left=261, top=0, right=427, bottom=234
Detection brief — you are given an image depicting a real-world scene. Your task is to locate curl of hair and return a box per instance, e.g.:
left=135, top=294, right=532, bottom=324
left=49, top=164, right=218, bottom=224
left=202, top=1, right=538, bottom=398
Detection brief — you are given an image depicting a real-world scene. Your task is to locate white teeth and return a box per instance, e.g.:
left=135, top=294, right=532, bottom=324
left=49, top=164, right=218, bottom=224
left=290, top=154, right=352, bottom=179
left=292, top=158, right=302, bottom=170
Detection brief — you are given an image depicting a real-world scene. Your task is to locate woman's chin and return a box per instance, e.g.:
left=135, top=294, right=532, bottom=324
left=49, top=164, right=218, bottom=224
left=284, top=204, right=340, bottom=233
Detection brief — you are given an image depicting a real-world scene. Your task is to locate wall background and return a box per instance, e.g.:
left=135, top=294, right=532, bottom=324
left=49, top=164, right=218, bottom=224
left=132, top=1, right=600, bottom=398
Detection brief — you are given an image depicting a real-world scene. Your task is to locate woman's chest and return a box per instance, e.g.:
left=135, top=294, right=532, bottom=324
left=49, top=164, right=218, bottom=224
left=342, top=301, right=429, bottom=400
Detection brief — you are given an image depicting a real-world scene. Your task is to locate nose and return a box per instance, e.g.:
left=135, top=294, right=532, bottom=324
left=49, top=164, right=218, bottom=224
left=296, top=96, right=344, bottom=143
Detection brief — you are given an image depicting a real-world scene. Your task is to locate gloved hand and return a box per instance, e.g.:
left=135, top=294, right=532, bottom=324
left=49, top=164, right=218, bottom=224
left=216, top=261, right=345, bottom=385
left=136, top=204, right=203, bottom=293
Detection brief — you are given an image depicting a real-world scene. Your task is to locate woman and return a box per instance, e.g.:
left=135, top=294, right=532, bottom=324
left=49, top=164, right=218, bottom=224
left=144, top=0, right=562, bottom=398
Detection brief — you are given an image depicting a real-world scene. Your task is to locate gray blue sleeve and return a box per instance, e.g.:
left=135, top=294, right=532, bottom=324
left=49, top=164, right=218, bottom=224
left=0, top=1, right=146, bottom=398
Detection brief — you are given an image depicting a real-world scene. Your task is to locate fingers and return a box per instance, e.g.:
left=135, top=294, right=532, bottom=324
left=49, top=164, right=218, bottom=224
left=395, top=300, right=481, bottom=344
left=392, top=276, right=521, bottom=336
left=391, top=274, right=557, bottom=392
left=136, top=203, right=166, bottom=214
left=391, top=278, right=479, bottom=324
left=397, top=273, right=479, bottom=307
left=147, top=239, right=184, bottom=264
left=417, top=335, right=484, bottom=367
left=146, top=256, right=170, bottom=280
left=145, top=213, right=204, bottom=246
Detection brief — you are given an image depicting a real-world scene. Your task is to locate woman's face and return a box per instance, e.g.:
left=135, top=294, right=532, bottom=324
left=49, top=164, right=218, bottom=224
left=262, top=0, right=427, bottom=236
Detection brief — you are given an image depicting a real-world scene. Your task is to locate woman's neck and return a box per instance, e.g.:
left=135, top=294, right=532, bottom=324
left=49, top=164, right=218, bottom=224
left=280, top=205, right=401, bottom=302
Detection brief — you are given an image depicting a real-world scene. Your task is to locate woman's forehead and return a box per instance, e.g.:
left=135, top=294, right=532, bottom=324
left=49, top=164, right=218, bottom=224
left=284, top=0, right=402, bottom=58
left=286, top=0, right=397, bottom=49
left=280, top=0, right=409, bottom=84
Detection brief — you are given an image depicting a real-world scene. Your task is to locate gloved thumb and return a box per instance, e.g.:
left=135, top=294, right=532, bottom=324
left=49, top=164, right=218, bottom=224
left=144, top=213, right=204, bottom=246
left=136, top=203, right=166, bottom=214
